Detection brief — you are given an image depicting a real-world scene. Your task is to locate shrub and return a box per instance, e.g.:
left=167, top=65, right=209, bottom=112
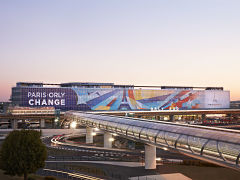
left=0, top=130, right=47, bottom=180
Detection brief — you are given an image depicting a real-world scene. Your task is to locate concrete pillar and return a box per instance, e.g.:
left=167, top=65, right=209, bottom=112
left=104, top=132, right=112, bottom=148
left=52, top=119, right=55, bottom=129
left=11, top=119, right=18, bottom=129
left=145, top=144, right=156, bottom=169
left=86, top=127, right=93, bottom=144
left=226, top=114, right=232, bottom=120
left=169, top=115, right=174, bottom=122
left=40, top=119, right=45, bottom=128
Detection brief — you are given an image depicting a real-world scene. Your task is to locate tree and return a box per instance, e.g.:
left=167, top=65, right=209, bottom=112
left=0, top=130, right=47, bottom=180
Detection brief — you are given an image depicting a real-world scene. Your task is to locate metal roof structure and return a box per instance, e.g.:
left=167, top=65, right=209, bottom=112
left=15, top=82, right=223, bottom=90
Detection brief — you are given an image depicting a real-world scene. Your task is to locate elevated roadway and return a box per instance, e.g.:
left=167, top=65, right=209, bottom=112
left=0, top=128, right=82, bottom=137
left=0, top=112, right=64, bottom=129
left=1, top=109, right=239, bottom=123
left=65, top=111, right=240, bottom=171
left=1, top=109, right=239, bottom=120
left=90, top=109, right=240, bottom=116
left=0, top=113, right=64, bottom=120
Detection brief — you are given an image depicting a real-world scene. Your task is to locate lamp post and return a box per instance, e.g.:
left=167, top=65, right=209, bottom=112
left=140, top=150, right=144, bottom=166
left=70, top=121, right=77, bottom=129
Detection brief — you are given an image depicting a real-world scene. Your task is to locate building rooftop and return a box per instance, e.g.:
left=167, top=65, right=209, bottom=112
left=15, top=82, right=224, bottom=90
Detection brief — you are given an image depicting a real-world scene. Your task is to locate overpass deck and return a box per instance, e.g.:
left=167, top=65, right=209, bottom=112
left=89, top=109, right=240, bottom=116
left=0, top=114, right=64, bottom=120
left=1, top=109, right=239, bottom=120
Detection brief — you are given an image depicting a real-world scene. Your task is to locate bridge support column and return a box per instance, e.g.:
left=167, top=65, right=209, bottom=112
left=40, top=119, right=45, bottom=128
left=169, top=115, right=174, bottom=122
left=52, top=119, right=55, bottom=129
left=104, top=132, right=112, bottom=148
left=227, top=114, right=232, bottom=120
left=145, top=144, right=156, bottom=169
left=11, top=119, right=18, bottom=129
left=86, top=127, right=93, bottom=144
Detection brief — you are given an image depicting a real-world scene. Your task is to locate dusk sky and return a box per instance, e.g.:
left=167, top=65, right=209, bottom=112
left=1, top=0, right=240, bottom=101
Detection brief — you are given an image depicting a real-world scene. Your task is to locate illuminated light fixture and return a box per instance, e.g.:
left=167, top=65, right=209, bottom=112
left=92, top=132, right=97, bottom=136
left=112, top=133, right=117, bottom=136
left=109, top=137, right=114, bottom=142
left=163, top=147, right=168, bottom=151
left=94, top=127, right=99, bottom=131
left=156, top=157, right=162, bottom=161
left=70, top=121, right=77, bottom=129
left=54, top=118, right=59, bottom=122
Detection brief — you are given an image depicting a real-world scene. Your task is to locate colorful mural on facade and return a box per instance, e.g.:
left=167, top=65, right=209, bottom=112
left=73, top=88, right=202, bottom=111
left=20, top=87, right=229, bottom=111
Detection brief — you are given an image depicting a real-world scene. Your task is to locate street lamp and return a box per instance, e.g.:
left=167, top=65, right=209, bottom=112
left=163, top=147, right=168, bottom=151
left=140, top=150, right=144, bottom=166
left=92, top=132, right=97, bottom=136
left=109, top=137, right=114, bottom=142
left=70, top=121, right=77, bottom=129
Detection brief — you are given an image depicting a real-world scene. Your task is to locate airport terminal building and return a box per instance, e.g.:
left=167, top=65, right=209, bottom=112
left=11, top=82, right=230, bottom=111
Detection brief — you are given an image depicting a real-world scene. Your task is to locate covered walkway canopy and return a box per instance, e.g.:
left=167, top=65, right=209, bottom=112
left=65, top=111, right=240, bottom=171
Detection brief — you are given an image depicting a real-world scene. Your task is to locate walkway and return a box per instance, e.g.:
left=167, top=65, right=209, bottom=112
left=65, top=111, right=240, bottom=171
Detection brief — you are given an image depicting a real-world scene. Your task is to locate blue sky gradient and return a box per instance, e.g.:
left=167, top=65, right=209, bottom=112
left=1, top=0, right=240, bottom=101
